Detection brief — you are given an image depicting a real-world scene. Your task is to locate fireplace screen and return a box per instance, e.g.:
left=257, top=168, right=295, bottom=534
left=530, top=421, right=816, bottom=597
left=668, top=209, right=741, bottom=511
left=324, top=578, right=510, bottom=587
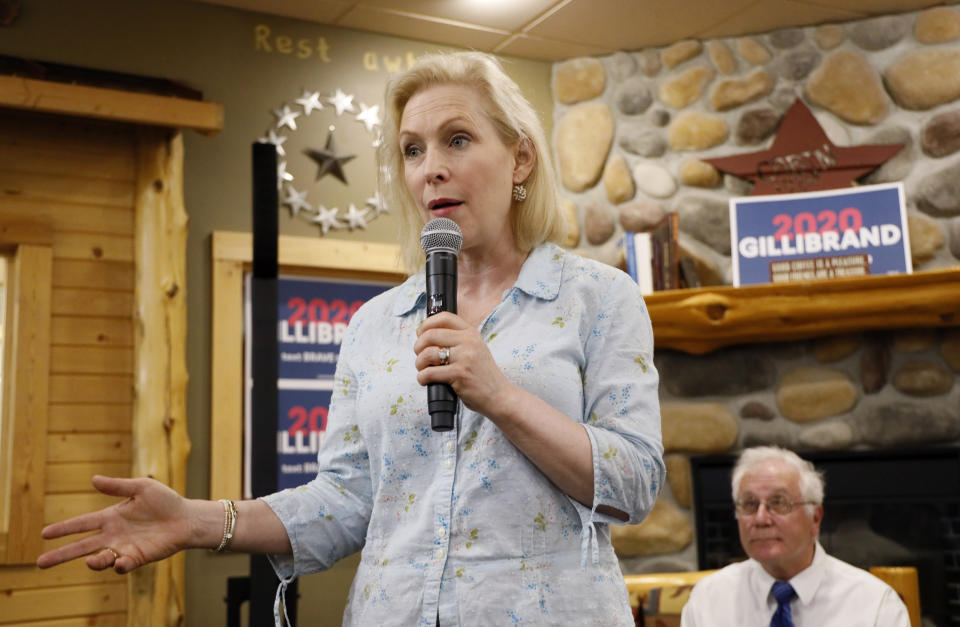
left=691, top=447, right=960, bottom=626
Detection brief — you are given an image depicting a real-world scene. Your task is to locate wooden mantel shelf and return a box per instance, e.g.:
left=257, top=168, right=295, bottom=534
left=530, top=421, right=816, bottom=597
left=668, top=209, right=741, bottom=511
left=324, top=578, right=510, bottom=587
left=0, top=75, right=223, bottom=133
left=645, top=267, right=960, bottom=354
left=213, top=232, right=959, bottom=355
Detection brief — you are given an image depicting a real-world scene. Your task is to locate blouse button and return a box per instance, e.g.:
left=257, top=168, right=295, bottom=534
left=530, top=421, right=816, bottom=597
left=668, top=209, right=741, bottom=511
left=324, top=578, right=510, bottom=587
left=437, top=528, right=446, bottom=538
left=444, top=459, right=452, bottom=469
left=445, top=441, right=454, bottom=452
left=435, top=548, right=445, bottom=559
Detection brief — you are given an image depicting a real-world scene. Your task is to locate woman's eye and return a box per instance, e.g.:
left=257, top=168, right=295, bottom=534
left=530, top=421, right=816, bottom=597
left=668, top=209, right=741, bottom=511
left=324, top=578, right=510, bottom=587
left=451, top=135, right=470, bottom=148
left=403, top=145, right=421, bottom=159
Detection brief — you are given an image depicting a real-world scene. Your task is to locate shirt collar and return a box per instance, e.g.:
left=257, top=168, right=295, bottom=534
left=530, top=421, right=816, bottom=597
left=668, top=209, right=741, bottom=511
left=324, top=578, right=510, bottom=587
left=749, top=541, right=825, bottom=608
left=391, top=242, right=564, bottom=317
left=514, top=242, right=564, bottom=300
left=789, top=541, right=826, bottom=605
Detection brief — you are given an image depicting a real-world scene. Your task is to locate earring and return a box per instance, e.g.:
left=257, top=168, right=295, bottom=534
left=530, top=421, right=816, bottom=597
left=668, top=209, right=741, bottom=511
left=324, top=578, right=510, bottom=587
left=512, top=183, right=527, bottom=202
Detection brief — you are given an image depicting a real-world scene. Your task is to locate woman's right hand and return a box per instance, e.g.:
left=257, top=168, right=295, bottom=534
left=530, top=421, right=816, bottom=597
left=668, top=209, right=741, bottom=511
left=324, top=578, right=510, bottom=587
left=36, top=475, right=193, bottom=574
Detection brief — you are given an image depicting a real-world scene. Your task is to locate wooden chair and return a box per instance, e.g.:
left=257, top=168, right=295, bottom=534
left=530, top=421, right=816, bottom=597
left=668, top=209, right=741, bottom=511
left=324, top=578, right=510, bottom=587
left=625, top=566, right=921, bottom=627
left=870, top=566, right=922, bottom=627
left=624, top=571, right=716, bottom=625
left=624, top=570, right=716, bottom=612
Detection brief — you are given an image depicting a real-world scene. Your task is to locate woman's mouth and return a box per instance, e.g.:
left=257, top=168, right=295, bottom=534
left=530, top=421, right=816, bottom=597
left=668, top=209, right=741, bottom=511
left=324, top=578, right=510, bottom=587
left=428, top=198, right=462, bottom=217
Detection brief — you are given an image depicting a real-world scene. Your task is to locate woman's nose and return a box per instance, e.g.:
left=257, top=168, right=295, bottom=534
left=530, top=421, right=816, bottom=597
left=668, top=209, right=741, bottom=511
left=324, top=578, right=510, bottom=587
left=424, top=151, right=448, bottom=183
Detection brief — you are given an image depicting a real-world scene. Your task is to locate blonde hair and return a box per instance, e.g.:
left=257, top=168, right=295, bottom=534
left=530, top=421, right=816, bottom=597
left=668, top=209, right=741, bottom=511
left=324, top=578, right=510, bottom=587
left=378, top=51, right=565, bottom=273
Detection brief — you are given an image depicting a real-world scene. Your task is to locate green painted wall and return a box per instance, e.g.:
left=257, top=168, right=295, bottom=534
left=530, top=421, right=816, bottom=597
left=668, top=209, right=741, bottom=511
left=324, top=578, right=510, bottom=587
left=0, top=0, right=553, bottom=623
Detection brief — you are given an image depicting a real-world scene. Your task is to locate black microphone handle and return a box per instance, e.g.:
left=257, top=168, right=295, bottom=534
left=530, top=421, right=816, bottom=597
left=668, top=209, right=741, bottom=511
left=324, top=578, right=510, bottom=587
left=425, top=250, right=458, bottom=432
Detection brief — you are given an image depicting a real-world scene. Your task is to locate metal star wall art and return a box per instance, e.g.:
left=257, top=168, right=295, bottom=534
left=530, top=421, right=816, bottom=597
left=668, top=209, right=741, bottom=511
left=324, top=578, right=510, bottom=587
left=256, top=85, right=388, bottom=234
left=259, top=129, right=287, bottom=156
left=272, top=105, right=300, bottom=131
left=356, top=103, right=382, bottom=134
left=295, top=90, right=323, bottom=115
left=344, top=204, right=369, bottom=229
left=366, top=192, right=388, bottom=217
left=703, top=99, right=903, bottom=195
left=282, top=186, right=311, bottom=217
left=304, top=128, right=356, bottom=184
left=312, top=205, right=342, bottom=234
left=277, top=160, right=294, bottom=185
left=328, top=89, right=356, bottom=116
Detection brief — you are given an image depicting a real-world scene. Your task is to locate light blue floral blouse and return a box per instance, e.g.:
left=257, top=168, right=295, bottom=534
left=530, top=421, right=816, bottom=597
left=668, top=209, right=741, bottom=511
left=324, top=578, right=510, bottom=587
left=262, top=242, right=664, bottom=626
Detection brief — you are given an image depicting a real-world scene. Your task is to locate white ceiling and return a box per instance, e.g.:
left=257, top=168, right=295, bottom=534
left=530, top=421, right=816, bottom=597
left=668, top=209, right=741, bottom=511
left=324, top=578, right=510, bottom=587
left=192, top=0, right=950, bottom=61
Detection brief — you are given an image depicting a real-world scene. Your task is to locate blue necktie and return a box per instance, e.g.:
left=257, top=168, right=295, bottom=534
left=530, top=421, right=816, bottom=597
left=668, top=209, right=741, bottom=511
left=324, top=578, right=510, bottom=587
left=770, top=581, right=796, bottom=627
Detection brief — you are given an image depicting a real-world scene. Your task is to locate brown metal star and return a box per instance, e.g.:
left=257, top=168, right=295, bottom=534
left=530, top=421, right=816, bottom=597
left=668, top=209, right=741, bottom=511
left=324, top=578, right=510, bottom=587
left=304, top=128, right=355, bottom=185
left=703, top=99, right=903, bottom=195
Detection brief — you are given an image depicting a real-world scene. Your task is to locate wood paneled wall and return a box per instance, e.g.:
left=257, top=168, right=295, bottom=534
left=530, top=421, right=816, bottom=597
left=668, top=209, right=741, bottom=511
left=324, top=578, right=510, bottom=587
left=0, top=110, right=135, bottom=624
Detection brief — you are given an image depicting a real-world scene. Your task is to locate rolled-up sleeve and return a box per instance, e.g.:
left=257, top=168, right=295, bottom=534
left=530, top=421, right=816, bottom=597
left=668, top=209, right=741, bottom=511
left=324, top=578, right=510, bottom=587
left=580, top=274, right=664, bottom=525
left=261, top=324, right=374, bottom=578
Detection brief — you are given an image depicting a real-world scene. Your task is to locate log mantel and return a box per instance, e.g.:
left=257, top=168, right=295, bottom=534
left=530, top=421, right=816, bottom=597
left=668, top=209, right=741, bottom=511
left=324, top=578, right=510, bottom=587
left=646, top=267, right=960, bottom=354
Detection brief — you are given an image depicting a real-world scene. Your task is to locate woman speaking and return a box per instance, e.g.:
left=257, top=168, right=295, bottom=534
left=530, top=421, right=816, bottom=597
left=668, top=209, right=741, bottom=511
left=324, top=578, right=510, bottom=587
left=38, top=51, right=664, bottom=626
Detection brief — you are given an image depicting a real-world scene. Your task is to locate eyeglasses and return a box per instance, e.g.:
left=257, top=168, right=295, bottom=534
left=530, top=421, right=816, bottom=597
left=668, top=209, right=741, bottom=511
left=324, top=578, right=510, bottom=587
left=734, top=496, right=816, bottom=516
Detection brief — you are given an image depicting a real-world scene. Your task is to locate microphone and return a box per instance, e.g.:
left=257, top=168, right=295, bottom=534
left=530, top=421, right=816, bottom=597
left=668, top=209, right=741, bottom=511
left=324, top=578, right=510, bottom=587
left=420, top=217, right=463, bottom=432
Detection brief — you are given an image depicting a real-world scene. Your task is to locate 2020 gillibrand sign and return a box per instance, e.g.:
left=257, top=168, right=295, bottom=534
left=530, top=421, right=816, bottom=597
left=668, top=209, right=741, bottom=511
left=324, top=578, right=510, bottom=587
left=244, top=275, right=391, bottom=493
left=730, top=182, right=912, bottom=287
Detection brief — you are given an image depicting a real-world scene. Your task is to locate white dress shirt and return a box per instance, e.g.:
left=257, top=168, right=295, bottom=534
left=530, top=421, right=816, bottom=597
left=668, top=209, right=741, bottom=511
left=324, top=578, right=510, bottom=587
left=681, top=542, right=910, bottom=627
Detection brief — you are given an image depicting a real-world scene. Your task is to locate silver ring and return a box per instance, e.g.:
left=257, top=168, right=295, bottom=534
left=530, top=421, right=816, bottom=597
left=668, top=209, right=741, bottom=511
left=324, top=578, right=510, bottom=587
left=105, top=547, right=120, bottom=562
left=438, top=347, right=450, bottom=366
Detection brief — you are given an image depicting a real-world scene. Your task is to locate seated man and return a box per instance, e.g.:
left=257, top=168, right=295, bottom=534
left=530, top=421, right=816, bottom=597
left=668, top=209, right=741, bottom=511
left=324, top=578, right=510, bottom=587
left=681, top=446, right=909, bottom=627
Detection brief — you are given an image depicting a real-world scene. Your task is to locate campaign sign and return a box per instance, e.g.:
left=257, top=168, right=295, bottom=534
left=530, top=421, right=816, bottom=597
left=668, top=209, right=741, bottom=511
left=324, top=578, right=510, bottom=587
left=276, top=387, right=333, bottom=490
left=244, top=274, right=392, bottom=495
left=277, top=277, right=391, bottom=379
left=730, top=182, right=911, bottom=287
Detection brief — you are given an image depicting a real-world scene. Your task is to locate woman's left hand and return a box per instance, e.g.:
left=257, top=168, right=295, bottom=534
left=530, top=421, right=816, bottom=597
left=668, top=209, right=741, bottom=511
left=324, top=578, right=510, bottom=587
left=414, top=312, right=514, bottom=418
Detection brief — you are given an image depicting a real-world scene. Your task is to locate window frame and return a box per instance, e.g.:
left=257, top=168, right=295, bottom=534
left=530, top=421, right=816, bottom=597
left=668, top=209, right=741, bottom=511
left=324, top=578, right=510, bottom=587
left=0, top=223, right=53, bottom=564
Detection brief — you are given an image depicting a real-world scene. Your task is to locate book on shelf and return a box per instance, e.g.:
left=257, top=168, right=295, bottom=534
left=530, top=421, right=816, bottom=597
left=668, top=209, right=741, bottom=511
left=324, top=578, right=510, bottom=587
left=624, top=230, right=654, bottom=294
left=624, top=212, right=679, bottom=294
left=678, top=256, right=702, bottom=289
left=652, top=212, right=679, bottom=291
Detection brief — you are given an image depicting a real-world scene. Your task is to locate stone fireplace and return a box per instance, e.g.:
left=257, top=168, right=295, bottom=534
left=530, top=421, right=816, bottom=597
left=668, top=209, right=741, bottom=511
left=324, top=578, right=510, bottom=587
left=547, top=6, right=960, bottom=625
left=606, top=327, right=960, bottom=627
left=550, top=9, right=960, bottom=276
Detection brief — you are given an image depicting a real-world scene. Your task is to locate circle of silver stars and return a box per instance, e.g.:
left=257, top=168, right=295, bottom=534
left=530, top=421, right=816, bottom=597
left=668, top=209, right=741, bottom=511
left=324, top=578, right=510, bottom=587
left=257, top=87, right=389, bottom=234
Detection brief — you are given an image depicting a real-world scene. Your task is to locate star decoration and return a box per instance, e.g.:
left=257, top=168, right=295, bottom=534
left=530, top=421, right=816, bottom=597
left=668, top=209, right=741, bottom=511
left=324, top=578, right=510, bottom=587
left=703, top=99, right=903, bottom=195
left=282, top=185, right=312, bottom=216
left=295, top=89, right=324, bottom=115
left=272, top=105, right=301, bottom=131
left=277, top=160, right=294, bottom=189
left=303, top=129, right=356, bottom=185
left=344, top=203, right=369, bottom=230
left=328, top=89, right=356, bottom=116
left=258, top=129, right=288, bottom=157
left=258, top=86, right=387, bottom=236
left=366, top=192, right=388, bottom=216
left=312, top=205, right=342, bottom=234
left=355, top=103, right=382, bottom=133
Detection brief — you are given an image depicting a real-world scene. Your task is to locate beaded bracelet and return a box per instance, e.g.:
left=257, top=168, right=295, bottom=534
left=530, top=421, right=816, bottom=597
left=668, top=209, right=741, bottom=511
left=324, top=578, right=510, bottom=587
left=214, top=499, right=238, bottom=553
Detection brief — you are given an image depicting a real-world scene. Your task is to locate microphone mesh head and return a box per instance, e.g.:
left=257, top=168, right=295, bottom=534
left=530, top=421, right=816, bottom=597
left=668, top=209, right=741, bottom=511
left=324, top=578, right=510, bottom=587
left=420, top=217, right=463, bottom=255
